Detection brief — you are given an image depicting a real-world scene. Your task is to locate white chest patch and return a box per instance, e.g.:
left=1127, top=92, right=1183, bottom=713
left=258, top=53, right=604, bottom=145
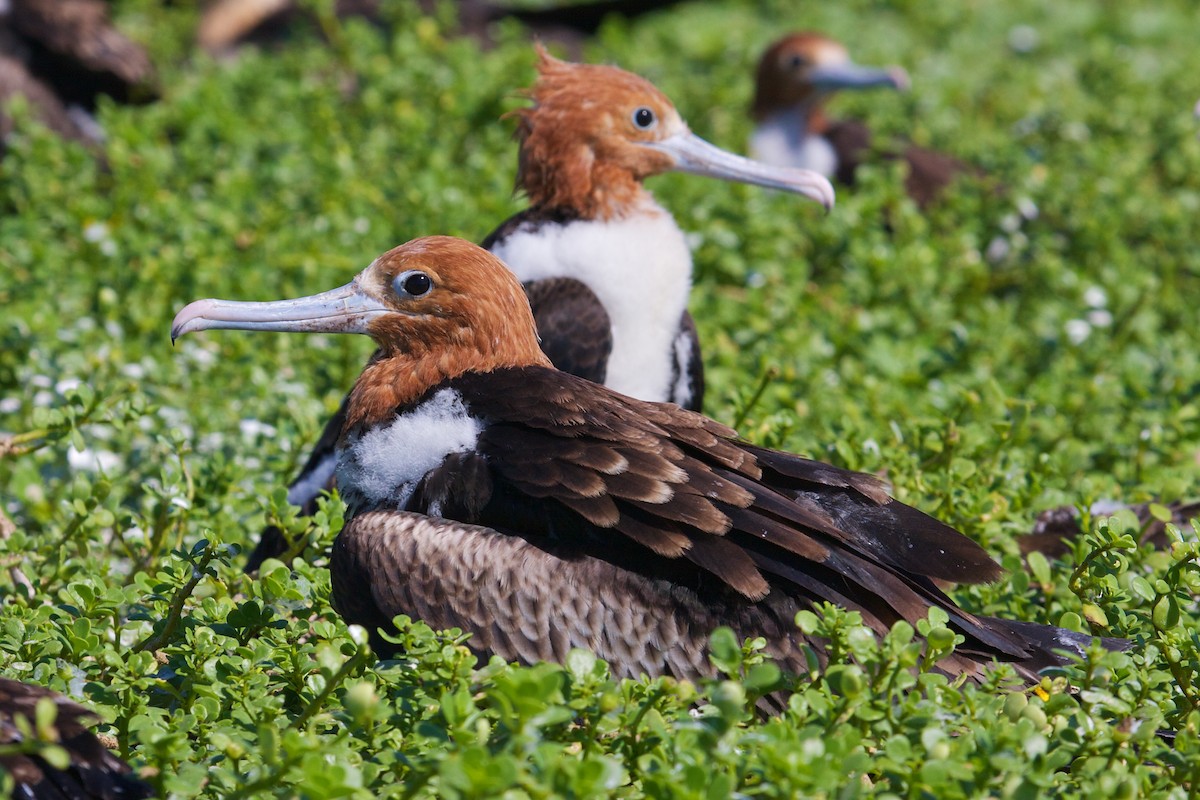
left=670, top=327, right=695, bottom=409
left=336, top=389, right=482, bottom=511
left=489, top=198, right=692, bottom=403
left=750, top=111, right=838, bottom=178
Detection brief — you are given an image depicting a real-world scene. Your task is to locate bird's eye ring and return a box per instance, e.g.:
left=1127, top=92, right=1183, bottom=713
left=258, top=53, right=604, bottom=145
left=632, top=107, right=656, bottom=130
left=394, top=270, right=433, bottom=298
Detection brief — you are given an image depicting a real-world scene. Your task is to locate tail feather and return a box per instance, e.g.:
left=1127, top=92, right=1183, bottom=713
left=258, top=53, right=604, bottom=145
left=742, top=445, right=1001, bottom=586
left=793, top=489, right=1003, bottom=586
left=973, top=616, right=1131, bottom=675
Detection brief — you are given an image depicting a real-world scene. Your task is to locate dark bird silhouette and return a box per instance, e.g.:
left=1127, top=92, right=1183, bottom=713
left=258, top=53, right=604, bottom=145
left=751, top=32, right=975, bottom=208
left=1019, top=499, right=1200, bottom=558
left=0, top=55, right=90, bottom=149
left=197, top=0, right=689, bottom=55
left=0, top=0, right=156, bottom=154
left=174, top=236, right=1123, bottom=686
left=0, top=677, right=151, bottom=800
left=244, top=47, right=834, bottom=570
left=2, top=0, right=155, bottom=109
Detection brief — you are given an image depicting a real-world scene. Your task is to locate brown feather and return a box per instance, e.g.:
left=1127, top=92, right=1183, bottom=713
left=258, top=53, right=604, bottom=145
left=603, top=470, right=675, bottom=504
left=724, top=506, right=832, bottom=563
left=683, top=535, right=771, bottom=600
left=626, top=493, right=732, bottom=536
left=560, top=494, right=621, bottom=527
left=0, top=677, right=152, bottom=799
left=615, top=514, right=692, bottom=557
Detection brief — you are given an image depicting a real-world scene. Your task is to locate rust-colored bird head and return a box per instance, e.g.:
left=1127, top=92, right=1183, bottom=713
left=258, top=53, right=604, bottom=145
left=172, top=236, right=552, bottom=429
left=513, top=45, right=834, bottom=218
left=751, top=32, right=909, bottom=126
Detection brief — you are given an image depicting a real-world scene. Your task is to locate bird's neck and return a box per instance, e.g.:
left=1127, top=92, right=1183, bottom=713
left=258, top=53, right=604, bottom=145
left=345, top=331, right=550, bottom=433
left=754, top=77, right=833, bottom=132
left=792, top=98, right=830, bottom=137
left=345, top=353, right=455, bottom=434
left=519, top=155, right=654, bottom=222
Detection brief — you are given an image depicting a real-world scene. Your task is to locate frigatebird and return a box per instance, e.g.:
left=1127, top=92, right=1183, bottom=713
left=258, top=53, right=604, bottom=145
left=751, top=32, right=973, bottom=208
left=0, top=677, right=151, bottom=799
left=175, top=236, right=1121, bottom=685
left=246, top=48, right=834, bottom=570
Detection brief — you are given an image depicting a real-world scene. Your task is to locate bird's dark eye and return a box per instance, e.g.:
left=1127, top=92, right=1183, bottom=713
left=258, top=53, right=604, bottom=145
left=632, top=107, right=656, bottom=130
left=787, top=54, right=808, bottom=69
left=393, top=270, right=432, bottom=298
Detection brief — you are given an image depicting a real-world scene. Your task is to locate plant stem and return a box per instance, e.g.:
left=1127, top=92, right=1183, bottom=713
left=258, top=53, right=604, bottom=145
left=290, top=647, right=370, bottom=730
left=731, top=366, right=779, bottom=430
left=133, top=545, right=217, bottom=653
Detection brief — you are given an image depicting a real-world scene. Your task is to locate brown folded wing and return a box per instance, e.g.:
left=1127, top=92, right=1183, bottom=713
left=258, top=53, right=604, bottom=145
left=334, top=366, right=1119, bottom=681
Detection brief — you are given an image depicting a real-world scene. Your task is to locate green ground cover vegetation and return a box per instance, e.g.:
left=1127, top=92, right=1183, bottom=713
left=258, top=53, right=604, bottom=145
left=2, top=0, right=1200, bottom=795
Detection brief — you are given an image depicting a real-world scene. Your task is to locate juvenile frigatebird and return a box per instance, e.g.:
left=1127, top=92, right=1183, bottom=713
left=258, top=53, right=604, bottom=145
left=751, top=32, right=974, bottom=208
left=175, top=236, right=1122, bottom=685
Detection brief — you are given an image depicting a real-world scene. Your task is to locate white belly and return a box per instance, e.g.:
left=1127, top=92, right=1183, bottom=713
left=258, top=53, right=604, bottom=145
left=336, top=389, right=482, bottom=513
left=489, top=200, right=692, bottom=403
left=750, top=112, right=838, bottom=177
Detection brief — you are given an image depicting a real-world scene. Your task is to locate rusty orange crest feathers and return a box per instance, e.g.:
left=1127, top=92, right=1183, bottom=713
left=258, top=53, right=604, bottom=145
left=509, top=46, right=680, bottom=219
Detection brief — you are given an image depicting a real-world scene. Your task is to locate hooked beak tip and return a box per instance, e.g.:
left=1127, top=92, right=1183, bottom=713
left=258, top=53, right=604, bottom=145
left=653, top=131, right=837, bottom=210
left=170, top=301, right=205, bottom=343
left=811, top=177, right=836, bottom=213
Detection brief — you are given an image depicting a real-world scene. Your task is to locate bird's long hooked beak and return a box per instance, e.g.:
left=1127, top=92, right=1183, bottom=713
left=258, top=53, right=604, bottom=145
left=807, top=62, right=910, bottom=92
left=648, top=132, right=836, bottom=210
left=171, top=280, right=386, bottom=343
